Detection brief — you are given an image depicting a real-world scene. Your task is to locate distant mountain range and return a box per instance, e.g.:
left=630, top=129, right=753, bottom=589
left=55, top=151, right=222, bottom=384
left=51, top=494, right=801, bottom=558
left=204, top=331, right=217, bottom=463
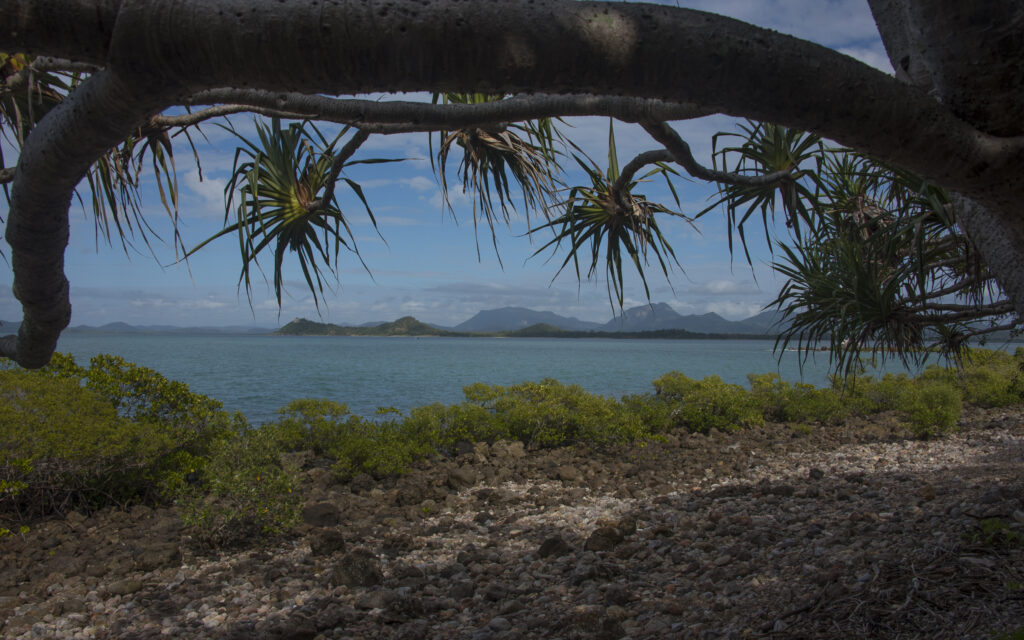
left=275, top=303, right=788, bottom=338
left=453, top=307, right=602, bottom=332
left=454, top=303, right=787, bottom=335
left=0, top=320, right=273, bottom=336
left=0, top=302, right=790, bottom=339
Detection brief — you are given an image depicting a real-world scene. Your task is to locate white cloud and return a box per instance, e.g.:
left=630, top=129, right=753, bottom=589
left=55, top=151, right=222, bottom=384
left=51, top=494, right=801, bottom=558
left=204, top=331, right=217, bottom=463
left=688, top=279, right=760, bottom=296
left=359, top=175, right=437, bottom=192
left=182, top=169, right=228, bottom=219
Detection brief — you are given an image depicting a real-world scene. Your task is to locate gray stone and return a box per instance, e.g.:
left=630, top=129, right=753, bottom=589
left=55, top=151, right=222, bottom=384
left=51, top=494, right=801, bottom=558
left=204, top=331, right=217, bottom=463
left=482, top=583, right=508, bottom=601
left=569, top=604, right=604, bottom=632
left=395, top=478, right=426, bottom=506
left=604, top=583, right=631, bottom=605
left=585, top=526, right=624, bottom=552
left=491, top=441, right=526, bottom=459
left=355, top=588, right=397, bottom=610
left=107, top=578, right=143, bottom=596
left=302, top=502, right=342, bottom=527
left=326, top=549, right=383, bottom=588
left=309, top=527, right=347, bottom=556
left=978, top=487, right=1003, bottom=504
left=447, top=466, right=477, bottom=489
left=394, top=620, right=430, bottom=640
left=133, top=542, right=181, bottom=571
left=555, top=465, right=583, bottom=483
left=349, top=472, right=375, bottom=494
left=449, top=580, right=475, bottom=599
left=538, top=535, right=571, bottom=558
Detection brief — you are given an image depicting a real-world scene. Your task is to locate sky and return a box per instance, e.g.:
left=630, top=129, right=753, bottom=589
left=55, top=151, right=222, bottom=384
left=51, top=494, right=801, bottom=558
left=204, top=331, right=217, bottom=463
left=0, top=0, right=892, bottom=330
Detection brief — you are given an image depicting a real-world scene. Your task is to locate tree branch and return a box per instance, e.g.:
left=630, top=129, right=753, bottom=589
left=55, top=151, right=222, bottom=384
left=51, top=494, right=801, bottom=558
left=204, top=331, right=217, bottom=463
left=184, top=89, right=711, bottom=130
left=308, top=129, right=371, bottom=213
left=908, top=301, right=1015, bottom=323
left=960, top=321, right=1021, bottom=339
left=612, top=150, right=674, bottom=195
left=916, top=276, right=991, bottom=301
left=5, top=0, right=1024, bottom=369
left=640, top=121, right=794, bottom=185
left=151, top=104, right=315, bottom=128
left=31, top=57, right=102, bottom=74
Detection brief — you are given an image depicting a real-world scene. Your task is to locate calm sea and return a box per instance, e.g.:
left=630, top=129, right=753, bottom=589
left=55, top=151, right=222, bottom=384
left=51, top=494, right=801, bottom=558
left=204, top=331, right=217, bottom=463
left=54, top=334, right=915, bottom=424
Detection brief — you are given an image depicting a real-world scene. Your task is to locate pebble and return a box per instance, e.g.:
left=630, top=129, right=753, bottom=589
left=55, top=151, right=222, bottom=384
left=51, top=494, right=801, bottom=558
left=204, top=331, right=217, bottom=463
left=2, top=414, right=1023, bottom=640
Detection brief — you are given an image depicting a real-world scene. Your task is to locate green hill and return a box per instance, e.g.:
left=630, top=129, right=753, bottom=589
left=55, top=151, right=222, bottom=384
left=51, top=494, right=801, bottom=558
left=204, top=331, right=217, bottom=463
left=277, top=316, right=456, bottom=337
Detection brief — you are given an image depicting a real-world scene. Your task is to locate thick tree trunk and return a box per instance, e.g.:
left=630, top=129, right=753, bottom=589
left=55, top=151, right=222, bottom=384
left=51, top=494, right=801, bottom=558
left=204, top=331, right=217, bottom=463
left=2, top=0, right=1024, bottom=365
left=4, top=70, right=167, bottom=367
left=870, top=0, right=1024, bottom=319
left=953, top=195, right=1024, bottom=320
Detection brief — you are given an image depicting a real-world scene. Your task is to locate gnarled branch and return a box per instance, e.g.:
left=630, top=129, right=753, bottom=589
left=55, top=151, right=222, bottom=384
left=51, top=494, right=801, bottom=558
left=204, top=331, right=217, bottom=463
left=641, top=121, right=794, bottom=186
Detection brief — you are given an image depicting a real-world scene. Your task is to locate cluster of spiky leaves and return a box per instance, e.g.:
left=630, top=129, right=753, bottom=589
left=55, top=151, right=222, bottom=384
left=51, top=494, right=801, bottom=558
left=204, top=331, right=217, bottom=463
left=0, top=54, right=185, bottom=258
left=701, top=121, right=823, bottom=262
left=188, top=118, right=395, bottom=309
left=531, top=120, right=691, bottom=307
left=432, top=93, right=563, bottom=260
left=757, top=141, right=1008, bottom=375
left=682, top=119, right=1015, bottom=376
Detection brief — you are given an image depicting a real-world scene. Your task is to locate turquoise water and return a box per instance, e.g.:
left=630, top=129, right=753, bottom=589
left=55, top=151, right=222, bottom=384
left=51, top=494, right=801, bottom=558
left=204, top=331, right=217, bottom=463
left=54, top=334, right=914, bottom=424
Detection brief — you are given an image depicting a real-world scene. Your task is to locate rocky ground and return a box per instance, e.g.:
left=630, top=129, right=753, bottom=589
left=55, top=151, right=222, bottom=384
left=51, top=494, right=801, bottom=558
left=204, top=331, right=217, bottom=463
left=1, top=407, right=1023, bottom=639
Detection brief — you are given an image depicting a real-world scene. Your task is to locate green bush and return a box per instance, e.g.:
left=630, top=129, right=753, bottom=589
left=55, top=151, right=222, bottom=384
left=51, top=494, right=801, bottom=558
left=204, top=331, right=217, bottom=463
left=259, top=399, right=439, bottom=478
left=915, top=349, right=1024, bottom=408
left=178, top=428, right=301, bottom=548
left=831, top=371, right=916, bottom=415
left=328, top=416, right=431, bottom=479
left=0, top=353, right=244, bottom=522
left=0, top=369, right=177, bottom=518
left=959, top=349, right=1024, bottom=407
left=462, top=379, right=648, bottom=447
left=402, top=402, right=498, bottom=453
left=747, top=373, right=845, bottom=424
left=903, top=379, right=962, bottom=437
left=653, top=372, right=763, bottom=433
left=80, top=354, right=239, bottom=446
left=259, top=398, right=358, bottom=455
left=620, top=393, right=675, bottom=434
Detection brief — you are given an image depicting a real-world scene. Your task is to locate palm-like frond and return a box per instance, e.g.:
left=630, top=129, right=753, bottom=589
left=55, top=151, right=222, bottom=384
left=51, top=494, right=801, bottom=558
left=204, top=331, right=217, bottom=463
left=531, top=120, right=691, bottom=307
left=1, top=54, right=184, bottom=258
left=0, top=53, right=68, bottom=145
left=702, top=121, right=823, bottom=263
left=188, top=118, right=395, bottom=309
left=770, top=152, right=1010, bottom=376
left=432, top=93, right=564, bottom=261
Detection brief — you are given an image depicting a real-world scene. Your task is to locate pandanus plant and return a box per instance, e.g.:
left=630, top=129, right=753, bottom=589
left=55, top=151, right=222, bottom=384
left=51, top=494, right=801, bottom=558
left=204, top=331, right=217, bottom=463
left=189, top=118, right=397, bottom=308
left=1, top=53, right=184, bottom=258
left=766, top=144, right=1007, bottom=375
left=531, top=120, right=692, bottom=308
left=432, top=93, right=564, bottom=260
left=701, top=121, right=824, bottom=264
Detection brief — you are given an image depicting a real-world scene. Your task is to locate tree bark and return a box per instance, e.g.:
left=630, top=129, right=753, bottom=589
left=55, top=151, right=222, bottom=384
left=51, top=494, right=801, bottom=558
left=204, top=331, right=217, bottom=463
left=869, top=0, right=1024, bottom=318
left=5, top=70, right=168, bottom=367
left=0, top=0, right=122, bottom=66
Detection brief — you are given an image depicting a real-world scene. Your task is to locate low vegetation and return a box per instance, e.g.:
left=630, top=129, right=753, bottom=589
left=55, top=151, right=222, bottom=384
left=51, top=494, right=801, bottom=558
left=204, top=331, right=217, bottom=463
left=2, top=348, right=1023, bottom=547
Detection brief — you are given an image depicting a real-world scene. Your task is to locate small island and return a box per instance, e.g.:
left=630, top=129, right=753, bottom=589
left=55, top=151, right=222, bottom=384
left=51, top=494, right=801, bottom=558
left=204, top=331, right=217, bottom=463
left=275, top=316, right=774, bottom=341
